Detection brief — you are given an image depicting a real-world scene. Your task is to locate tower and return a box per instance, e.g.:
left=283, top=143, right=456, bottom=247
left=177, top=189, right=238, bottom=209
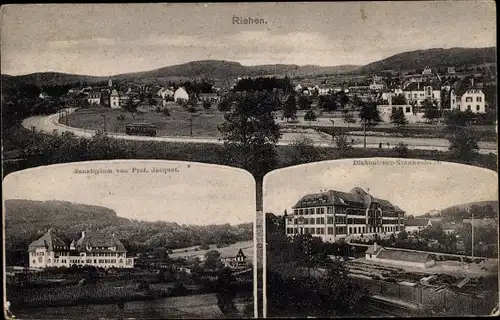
left=108, top=76, right=113, bottom=88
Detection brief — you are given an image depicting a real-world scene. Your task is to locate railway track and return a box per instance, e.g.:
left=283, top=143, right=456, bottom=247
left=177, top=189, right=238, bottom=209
left=365, top=297, right=417, bottom=317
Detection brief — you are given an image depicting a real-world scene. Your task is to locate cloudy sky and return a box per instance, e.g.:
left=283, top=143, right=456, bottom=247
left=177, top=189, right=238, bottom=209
left=1, top=2, right=496, bottom=76
left=264, top=158, right=498, bottom=217
left=3, top=160, right=256, bottom=225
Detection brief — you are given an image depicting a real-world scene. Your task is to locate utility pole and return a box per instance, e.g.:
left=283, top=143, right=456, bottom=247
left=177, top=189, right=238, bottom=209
left=330, top=119, right=335, bottom=143
left=189, top=115, right=193, bottom=137
left=101, top=114, right=107, bottom=133
left=363, top=119, right=367, bottom=148
left=471, top=208, right=475, bottom=258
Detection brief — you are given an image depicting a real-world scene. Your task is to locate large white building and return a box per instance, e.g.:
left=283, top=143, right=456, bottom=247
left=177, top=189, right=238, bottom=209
left=284, top=187, right=405, bottom=243
left=28, top=230, right=134, bottom=269
left=110, top=89, right=120, bottom=108
left=450, top=88, right=486, bottom=113
left=174, top=87, right=189, bottom=102
left=403, top=82, right=441, bottom=107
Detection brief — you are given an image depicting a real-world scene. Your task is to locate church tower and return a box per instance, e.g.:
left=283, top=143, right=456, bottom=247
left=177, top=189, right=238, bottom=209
left=108, top=76, right=113, bottom=88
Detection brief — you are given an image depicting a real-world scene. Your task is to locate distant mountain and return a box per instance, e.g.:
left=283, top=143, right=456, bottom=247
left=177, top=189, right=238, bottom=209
left=419, top=200, right=499, bottom=220
left=1, top=72, right=106, bottom=87
left=356, top=47, right=496, bottom=74
left=2, top=60, right=360, bottom=86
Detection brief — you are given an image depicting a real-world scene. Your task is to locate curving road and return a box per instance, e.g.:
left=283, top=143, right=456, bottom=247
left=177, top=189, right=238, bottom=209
left=22, top=109, right=497, bottom=154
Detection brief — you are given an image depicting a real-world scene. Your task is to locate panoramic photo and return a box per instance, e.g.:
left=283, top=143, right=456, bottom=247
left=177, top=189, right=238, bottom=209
left=3, top=160, right=256, bottom=319
left=264, top=158, right=498, bottom=317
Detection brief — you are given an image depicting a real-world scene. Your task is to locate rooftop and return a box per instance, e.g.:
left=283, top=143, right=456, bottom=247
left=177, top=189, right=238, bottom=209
left=377, top=248, right=434, bottom=264
left=28, top=230, right=69, bottom=252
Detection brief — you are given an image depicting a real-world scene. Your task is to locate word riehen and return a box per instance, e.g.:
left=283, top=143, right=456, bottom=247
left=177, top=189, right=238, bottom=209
left=232, top=16, right=267, bottom=24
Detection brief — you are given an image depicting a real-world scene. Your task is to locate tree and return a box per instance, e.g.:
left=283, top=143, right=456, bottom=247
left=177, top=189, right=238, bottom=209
left=342, top=111, right=356, bottom=128
left=202, top=100, right=211, bottom=111
left=304, top=109, right=317, bottom=125
left=392, top=94, right=407, bottom=105
left=298, top=95, right=312, bottom=110
left=218, top=92, right=281, bottom=178
left=289, top=137, right=325, bottom=165
left=318, top=95, right=337, bottom=112
left=397, top=230, right=408, bottom=241
left=447, top=127, right=479, bottom=163
left=148, top=97, right=157, bottom=106
left=204, top=249, right=221, bottom=270
left=390, top=108, right=408, bottom=127
left=422, top=99, right=441, bottom=122
left=122, top=99, right=138, bottom=116
left=334, top=134, right=353, bottom=158
left=282, top=95, right=298, bottom=122
left=215, top=267, right=239, bottom=317
left=359, top=102, right=381, bottom=126
left=393, top=142, right=409, bottom=158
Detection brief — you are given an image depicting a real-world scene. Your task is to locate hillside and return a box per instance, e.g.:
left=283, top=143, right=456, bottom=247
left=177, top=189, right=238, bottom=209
left=419, top=200, right=499, bottom=219
left=1, top=72, right=106, bottom=87
left=356, top=47, right=496, bottom=74
left=4, top=199, right=253, bottom=265
left=2, top=60, right=359, bottom=86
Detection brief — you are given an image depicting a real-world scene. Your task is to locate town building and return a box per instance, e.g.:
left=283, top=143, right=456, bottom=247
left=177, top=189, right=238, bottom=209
left=404, top=218, right=431, bottom=234
left=294, top=84, right=303, bottom=93
left=28, top=230, right=134, bottom=269
left=174, top=87, right=189, bottom=102
left=110, top=89, right=121, bottom=108
left=199, top=93, right=220, bottom=103
left=284, top=187, right=405, bottom=242
left=450, top=87, right=486, bottom=113
left=221, top=248, right=248, bottom=268
left=157, top=87, right=175, bottom=100
left=365, top=243, right=435, bottom=268
left=87, top=92, right=102, bottom=106
left=422, top=66, right=433, bottom=76
left=403, top=81, right=441, bottom=107
left=447, top=67, right=456, bottom=74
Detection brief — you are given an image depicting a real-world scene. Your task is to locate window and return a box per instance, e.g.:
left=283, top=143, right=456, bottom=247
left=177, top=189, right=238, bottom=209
left=327, top=227, right=334, bottom=235
left=294, top=209, right=298, bottom=215
left=304, top=227, right=309, bottom=233
left=38, top=257, right=42, bottom=263
left=477, top=97, right=482, bottom=102
left=310, top=228, right=315, bottom=234
left=316, top=228, right=321, bottom=234
left=405, top=107, right=411, bottom=113
left=316, top=218, right=321, bottom=224
left=476, top=105, right=480, bottom=111
left=467, top=105, right=471, bottom=110
left=320, top=217, right=325, bottom=224
left=299, top=209, right=304, bottom=215
left=349, top=227, right=352, bottom=234
left=316, top=208, right=320, bottom=214
left=327, top=217, right=334, bottom=224
left=466, top=97, right=473, bottom=102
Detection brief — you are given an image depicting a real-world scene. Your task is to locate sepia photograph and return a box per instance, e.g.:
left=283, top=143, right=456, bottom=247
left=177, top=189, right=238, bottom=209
left=0, top=1, right=498, bottom=318
left=3, top=160, right=256, bottom=319
left=264, top=158, right=498, bottom=317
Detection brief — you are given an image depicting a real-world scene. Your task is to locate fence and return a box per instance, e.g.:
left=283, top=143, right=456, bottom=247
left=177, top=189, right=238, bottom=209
left=354, top=277, right=497, bottom=315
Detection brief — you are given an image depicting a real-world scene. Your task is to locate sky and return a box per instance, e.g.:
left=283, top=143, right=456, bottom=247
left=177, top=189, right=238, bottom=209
left=264, top=158, right=498, bottom=217
left=1, top=2, right=496, bottom=76
left=3, top=160, right=256, bottom=225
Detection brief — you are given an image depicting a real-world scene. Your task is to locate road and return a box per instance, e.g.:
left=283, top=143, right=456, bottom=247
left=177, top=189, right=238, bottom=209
left=22, top=109, right=497, bottom=154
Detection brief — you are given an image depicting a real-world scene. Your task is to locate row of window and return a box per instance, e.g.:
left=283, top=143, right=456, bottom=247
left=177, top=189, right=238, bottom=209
left=465, top=96, right=482, bottom=102
left=286, top=225, right=401, bottom=236
left=80, top=252, right=124, bottom=257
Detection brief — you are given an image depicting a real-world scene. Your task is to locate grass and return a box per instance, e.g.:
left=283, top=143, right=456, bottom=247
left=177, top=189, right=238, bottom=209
left=65, top=104, right=224, bottom=137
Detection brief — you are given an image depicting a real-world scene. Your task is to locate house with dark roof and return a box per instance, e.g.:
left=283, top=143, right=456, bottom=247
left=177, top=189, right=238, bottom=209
left=403, top=81, right=442, bottom=107
left=285, top=187, right=405, bottom=243
left=28, top=230, right=133, bottom=269
left=365, top=242, right=435, bottom=268
left=449, top=79, right=486, bottom=113
left=404, top=218, right=431, bottom=234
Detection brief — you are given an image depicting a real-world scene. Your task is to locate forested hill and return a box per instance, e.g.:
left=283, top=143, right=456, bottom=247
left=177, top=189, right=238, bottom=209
left=4, top=199, right=253, bottom=258
left=439, top=200, right=498, bottom=219
left=356, top=47, right=496, bottom=74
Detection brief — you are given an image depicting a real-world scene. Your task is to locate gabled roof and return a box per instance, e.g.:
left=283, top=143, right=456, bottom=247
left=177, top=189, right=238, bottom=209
left=377, top=248, right=433, bottom=264
left=404, top=218, right=429, bottom=227
left=110, top=89, right=119, bottom=97
left=75, top=231, right=127, bottom=253
left=28, top=230, right=68, bottom=252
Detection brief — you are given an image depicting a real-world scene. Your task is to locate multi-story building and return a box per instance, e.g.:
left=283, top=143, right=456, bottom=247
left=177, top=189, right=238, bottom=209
left=28, top=230, right=134, bottom=269
left=87, top=92, right=102, bottom=106
left=403, top=82, right=441, bottom=107
left=110, top=89, right=120, bottom=108
left=284, top=187, right=405, bottom=242
left=450, top=88, right=486, bottom=113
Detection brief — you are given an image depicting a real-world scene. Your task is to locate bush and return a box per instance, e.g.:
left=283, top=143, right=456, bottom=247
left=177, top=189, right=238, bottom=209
left=393, top=142, right=409, bottom=158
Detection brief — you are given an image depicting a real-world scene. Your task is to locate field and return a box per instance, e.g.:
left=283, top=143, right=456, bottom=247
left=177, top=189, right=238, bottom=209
left=170, top=240, right=254, bottom=263
left=66, top=103, right=224, bottom=137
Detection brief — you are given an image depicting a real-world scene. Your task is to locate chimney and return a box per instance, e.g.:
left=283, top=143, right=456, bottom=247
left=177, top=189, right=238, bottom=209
left=81, top=231, right=86, bottom=238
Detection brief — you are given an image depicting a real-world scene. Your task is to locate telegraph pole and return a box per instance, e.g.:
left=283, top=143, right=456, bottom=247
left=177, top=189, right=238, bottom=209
left=471, top=208, right=475, bottom=258
left=101, top=114, right=107, bottom=133
left=189, top=115, right=193, bottom=137
left=363, top=119, right=367, bottom=148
